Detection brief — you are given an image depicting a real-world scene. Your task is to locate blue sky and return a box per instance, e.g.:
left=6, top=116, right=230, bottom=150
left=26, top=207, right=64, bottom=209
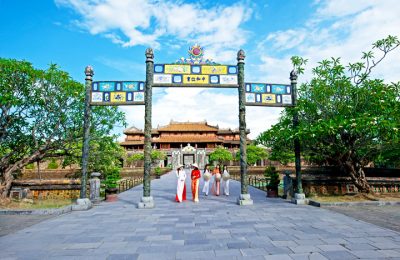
left=1, top=0, right=399, bottom=139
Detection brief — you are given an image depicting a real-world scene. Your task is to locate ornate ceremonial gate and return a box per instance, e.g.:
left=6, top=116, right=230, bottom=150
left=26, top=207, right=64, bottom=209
left=81, top=45, right=302, bottom=208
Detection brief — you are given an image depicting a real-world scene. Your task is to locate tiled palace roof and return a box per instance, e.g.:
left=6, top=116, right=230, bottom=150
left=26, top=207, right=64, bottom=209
left=121, top=120, right=250, bottom=147
left=156, top=121, right=219, bottom=132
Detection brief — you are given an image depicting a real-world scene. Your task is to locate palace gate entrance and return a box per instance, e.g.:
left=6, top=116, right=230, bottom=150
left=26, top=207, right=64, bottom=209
left=81, top=45, right=301, bottom=208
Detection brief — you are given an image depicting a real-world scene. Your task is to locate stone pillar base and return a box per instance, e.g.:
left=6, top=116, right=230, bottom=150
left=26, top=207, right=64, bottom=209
left=72, top=198, right=92, bottom=211
left=138, top=196, right=155, bottom=209
left=237, top=193, right=253, bottom=206
left=291, top=193, right=308, bottom=205
left=91, top=198, right=102, bottom=204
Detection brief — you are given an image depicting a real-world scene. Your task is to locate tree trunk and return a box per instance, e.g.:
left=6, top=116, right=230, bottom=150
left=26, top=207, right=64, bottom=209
left=37, top=160, right=41, bottom=180
left=342, top=160, right=372, bottom=193
left=0, top=173, right=13, bottom=198
left=0, top=150, right=46, bottom=198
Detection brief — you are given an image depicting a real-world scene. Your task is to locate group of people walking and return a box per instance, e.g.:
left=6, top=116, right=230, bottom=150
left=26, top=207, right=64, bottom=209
left=175, top=163, right=230, bottom=203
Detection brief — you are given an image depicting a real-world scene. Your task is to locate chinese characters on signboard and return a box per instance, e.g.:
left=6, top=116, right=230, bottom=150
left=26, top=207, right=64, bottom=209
left=245, top=83, right=293, bottom=107
left=153, top=64, right=238, bottom=87
left=91, top=81, right=145, bottom=105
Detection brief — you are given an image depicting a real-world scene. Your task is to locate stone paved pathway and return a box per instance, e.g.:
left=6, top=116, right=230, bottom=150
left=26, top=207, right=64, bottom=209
left=1, top=170, right=400, bottom=260
left=0, top=215, right=55, bottom=237
left=327, top=205, right=400, bottom=233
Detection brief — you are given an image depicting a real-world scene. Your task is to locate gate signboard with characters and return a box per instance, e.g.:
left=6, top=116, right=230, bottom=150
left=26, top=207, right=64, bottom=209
left=245, top=83, right=294, bottom=107
left=152, top=64, right=238, bottom=87
left=90, top=81, right=145, bottom=105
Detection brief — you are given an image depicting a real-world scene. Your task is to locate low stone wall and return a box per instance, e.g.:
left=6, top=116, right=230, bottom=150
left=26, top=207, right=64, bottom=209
left=21, top=169, right=80, bottom=179
left=11, top=179, right=81, bottom=200
left=294, top=167, right=400, bottom=196
left=14, top=167, right=399, bottom=198
left=120, top=168, right=145, bottom=178
left=121, top=167, right=171, bottom=178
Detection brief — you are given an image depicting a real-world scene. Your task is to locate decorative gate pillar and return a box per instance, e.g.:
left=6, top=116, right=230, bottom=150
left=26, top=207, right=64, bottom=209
left=138, top=48, right=155, bottom=209
left=80, top=66, right=93, bottom=199
left=237, top=50, right=253, bottom=206
left=290, top=70, right=307, bottom=204
left=73, top=66, right=94, bottom=211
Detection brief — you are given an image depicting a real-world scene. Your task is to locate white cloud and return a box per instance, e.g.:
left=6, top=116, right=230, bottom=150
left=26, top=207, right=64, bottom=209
left=61, top=0, right=400, bottom=141
left=56, top=0, right=252, bottom=59
left=263, top=29, right=307, bottom=51
left=242, top=0, right=400, bottom=139
left=258, top=0, right=400, bottom=83
left=315, top=0, right=373, bottom=18
left=256, top=55, right=293, bottom=83
left=95, top=56, right=143, bottom=75
left=57, top=0, right=260, bottom=139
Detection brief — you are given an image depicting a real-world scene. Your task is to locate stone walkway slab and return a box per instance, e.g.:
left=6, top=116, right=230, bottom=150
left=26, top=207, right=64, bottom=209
left=1, top=170, right=400, bottom=259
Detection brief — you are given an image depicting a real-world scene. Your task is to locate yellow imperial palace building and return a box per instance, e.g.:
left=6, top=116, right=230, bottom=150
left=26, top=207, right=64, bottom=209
left=120, top=120, right=250, bottom=169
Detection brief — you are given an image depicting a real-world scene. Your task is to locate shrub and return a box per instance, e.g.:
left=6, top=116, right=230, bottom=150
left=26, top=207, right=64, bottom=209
left=25, top=163, right=35, bottom=170
left=47, top=159, right=58, bottom=169
left=151, top=150, right=166, bottom=162
left=264, top=166, right=280, bottom=191
left=126, top=153, right=144, bottom=167
left=103, top=168, right=121, bottom=190
left=155, top=166, right=161, bottom=175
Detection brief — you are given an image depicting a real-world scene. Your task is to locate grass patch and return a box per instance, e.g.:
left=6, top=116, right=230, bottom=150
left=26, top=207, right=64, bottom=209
left=309, top=193, right=400, bottom=203
left=0, top=198, right=75, bottom=210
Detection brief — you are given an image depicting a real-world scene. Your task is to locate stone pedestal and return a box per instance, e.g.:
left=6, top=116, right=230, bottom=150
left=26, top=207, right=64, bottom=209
left=237, top=193, right=253, bottom=206
left=138, top=196, right=155, bottom=209
left=291, top=193, right=308, bottom=205
left=72, top=198, right=92, bottom=211
left=283, top=170, right=293, bottom=199
left=89, top=172, right=101, bottom=204
left=105, top=193, right=118, bottom=202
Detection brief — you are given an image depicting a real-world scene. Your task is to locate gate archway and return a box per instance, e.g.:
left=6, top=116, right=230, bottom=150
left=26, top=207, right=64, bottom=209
left=81, top=45, right=301, bottom=208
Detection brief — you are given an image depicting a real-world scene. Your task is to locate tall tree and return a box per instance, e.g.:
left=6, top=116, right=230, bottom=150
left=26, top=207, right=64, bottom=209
left=209, top=146, right=233, bottom=165
left=235, top=144, right=269, bottom=166
left=257, top=36, right=400, bottom=193
left=126, top=153, right=145, bottom=168
left=0, top=59, right=125, bottom=198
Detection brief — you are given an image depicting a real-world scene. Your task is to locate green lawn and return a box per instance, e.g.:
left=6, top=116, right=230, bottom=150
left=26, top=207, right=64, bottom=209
left=0, top=198, right=75, bottom=209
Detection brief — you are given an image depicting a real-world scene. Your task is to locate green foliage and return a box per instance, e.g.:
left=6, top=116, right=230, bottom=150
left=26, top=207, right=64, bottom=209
left=126, top=150, right=165, bottom=167
left=151, top=150, right=166, bottom=162
left=264, top=166, right=280, bottom=191
left=154, top=166, right=161, bottom=175
left=257, top=35, right=400, bottom=192
left=235, top=144, right=269, bottom=166
left=47, top=158, right=59, bottom=169
left=126, top=153, right=144, bottom=166
left=291, top=56, right=308, bottom=75
left=25, top=163, right=34, bottom=170
left=102, top=167, right=120, bottom=190
left=89, top=136, right=124, bottom=178
left=209, top=146, right=233, bottom=164
left=0, top=58, right=126, bottom=197
left=374, top=145, right=400, bottom=168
